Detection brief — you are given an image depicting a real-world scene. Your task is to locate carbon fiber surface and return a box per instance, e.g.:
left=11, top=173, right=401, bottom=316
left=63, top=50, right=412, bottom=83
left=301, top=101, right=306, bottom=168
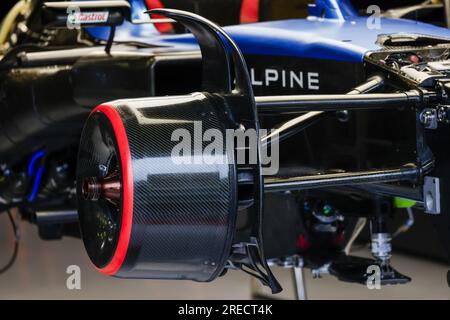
left=77, top=9, right=280, bottom=291
left=78, top=93, right=239, bottom=282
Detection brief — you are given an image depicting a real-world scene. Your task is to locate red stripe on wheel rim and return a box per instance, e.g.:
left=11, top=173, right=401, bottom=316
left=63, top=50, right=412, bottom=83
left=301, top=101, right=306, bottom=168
left=90, top=105, right=133, bottom=275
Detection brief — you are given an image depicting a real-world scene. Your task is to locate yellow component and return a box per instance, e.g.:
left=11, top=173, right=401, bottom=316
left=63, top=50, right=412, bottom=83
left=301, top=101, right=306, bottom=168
left=0, top=0, right=31, bottom=46
left=393, top=197, right=416, bottom=209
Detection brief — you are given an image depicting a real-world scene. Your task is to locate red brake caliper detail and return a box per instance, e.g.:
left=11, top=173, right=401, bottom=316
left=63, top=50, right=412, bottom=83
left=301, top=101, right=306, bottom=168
left=240, top=0, right=260, bottom=23
left=296, top=234, right=311, bottom=251
left=145, top=0, right=174, bottom=33
left=331, top=231, right=345, bottom=247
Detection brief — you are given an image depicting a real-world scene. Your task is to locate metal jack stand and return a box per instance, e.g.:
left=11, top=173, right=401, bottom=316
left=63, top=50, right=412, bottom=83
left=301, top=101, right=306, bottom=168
left=365, top=202, right=411, bottom=285
left=292, top=256, right=307, bottom=300
left=265, top=255, right=308, bottom=300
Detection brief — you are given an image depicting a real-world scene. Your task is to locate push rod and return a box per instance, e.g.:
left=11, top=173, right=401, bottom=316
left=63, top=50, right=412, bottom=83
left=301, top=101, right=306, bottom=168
left=346, top=75, right=385, bottom=95
left=264, top=165, right=420, bottom=193
left=261, top=75, right=385, bottom=146
left=351, top=183, right=423, bottom=203
left=256, top=90, right=421, bottom=115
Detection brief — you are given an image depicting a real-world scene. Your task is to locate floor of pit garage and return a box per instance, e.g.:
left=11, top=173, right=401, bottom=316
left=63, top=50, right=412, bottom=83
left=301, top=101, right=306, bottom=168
left=0, top=212, right=449, bottom=300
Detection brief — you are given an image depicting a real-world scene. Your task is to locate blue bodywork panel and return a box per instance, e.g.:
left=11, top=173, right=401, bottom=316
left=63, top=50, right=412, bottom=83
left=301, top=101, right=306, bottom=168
left=85, top=0, right=450, bottom=63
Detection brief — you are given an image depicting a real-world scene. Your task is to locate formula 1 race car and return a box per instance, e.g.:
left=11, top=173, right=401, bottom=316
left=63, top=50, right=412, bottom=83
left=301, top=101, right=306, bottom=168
left=1, top=0, right=450, bottom=295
